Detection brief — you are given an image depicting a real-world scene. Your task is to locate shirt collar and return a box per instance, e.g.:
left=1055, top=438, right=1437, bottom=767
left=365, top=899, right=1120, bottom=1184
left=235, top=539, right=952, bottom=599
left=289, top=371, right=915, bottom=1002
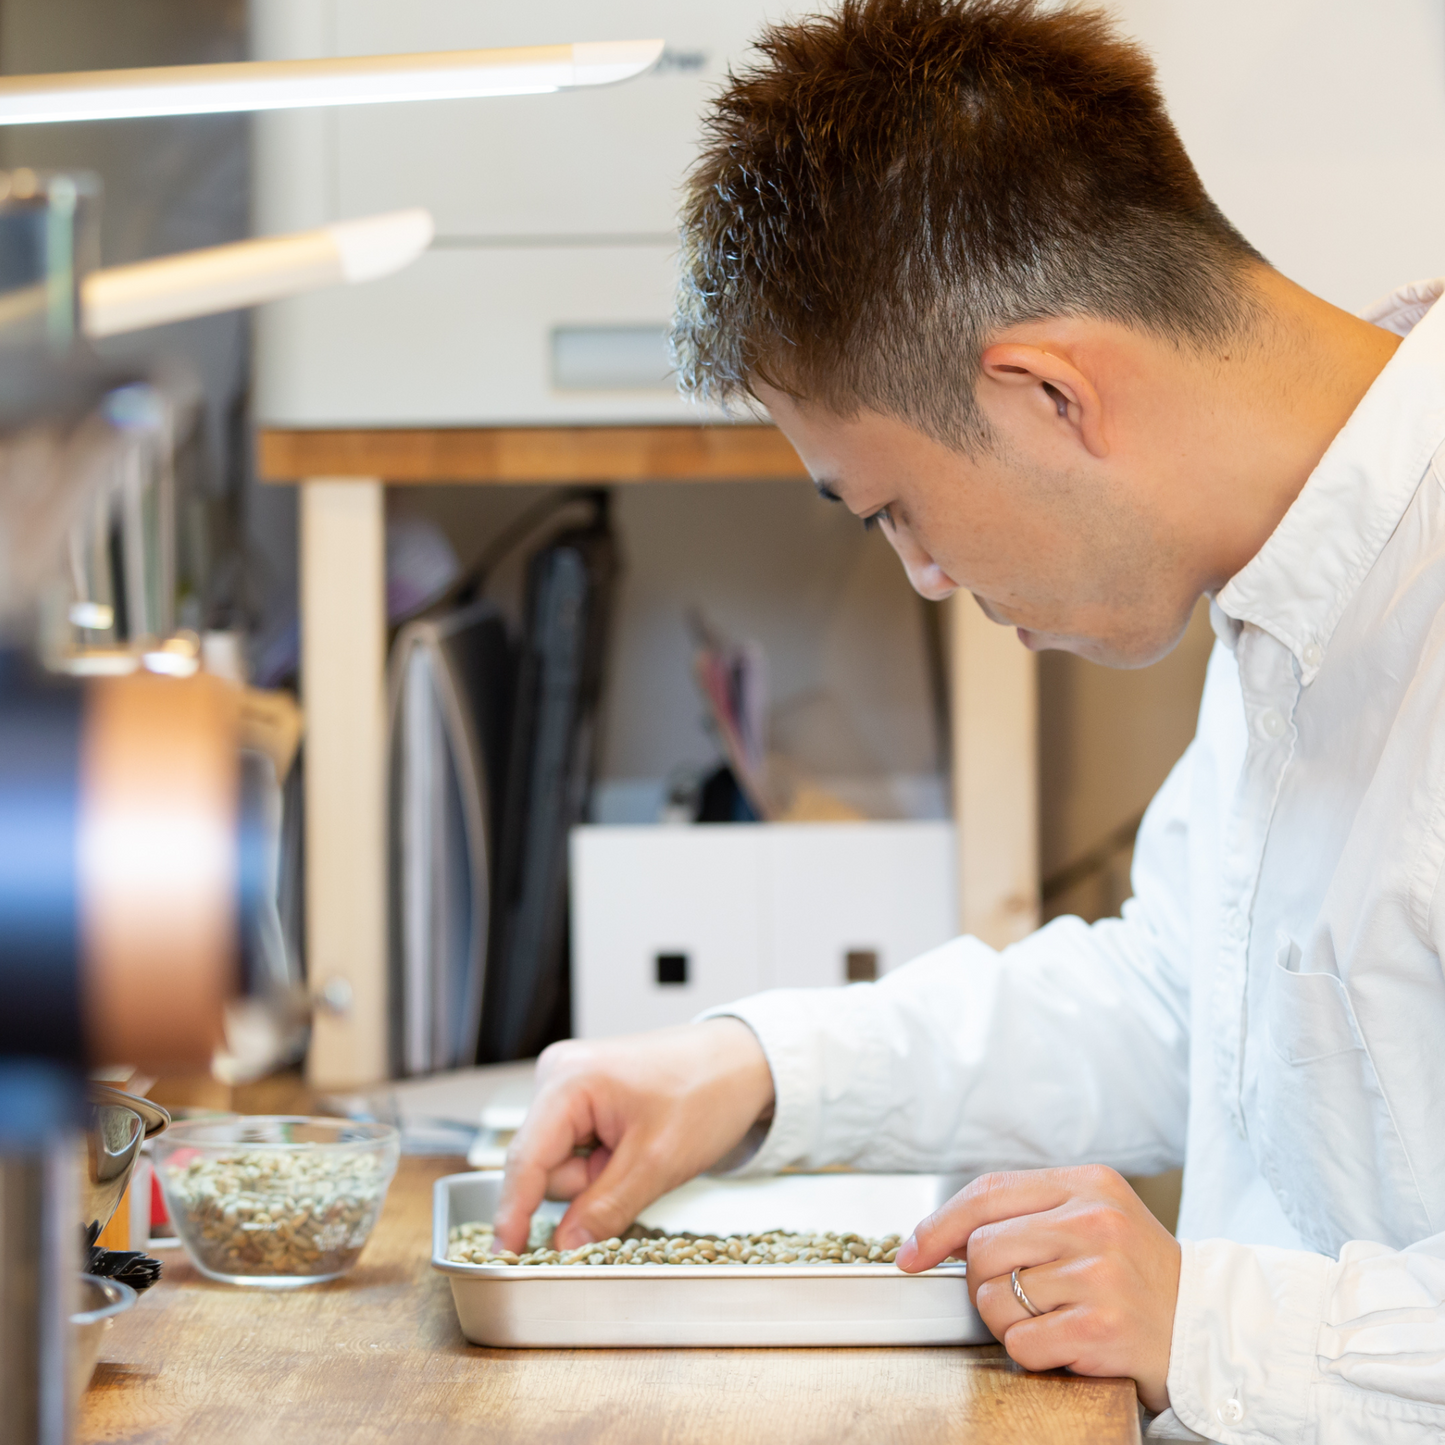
left=1213, top=277, right=1445, bottom=680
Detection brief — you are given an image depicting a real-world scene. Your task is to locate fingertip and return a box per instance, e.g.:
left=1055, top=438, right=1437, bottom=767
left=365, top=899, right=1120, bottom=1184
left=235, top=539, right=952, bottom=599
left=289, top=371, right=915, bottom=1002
left=488, top=1196, right=523, bottom=1254
left=553, top=1219, right=597, bottom=1251
left=895, top=1233, right=922, bottom=1272
left=555, top=1194, right=609, bottom=1251
left=491, top=1206, right=525, bottom=1253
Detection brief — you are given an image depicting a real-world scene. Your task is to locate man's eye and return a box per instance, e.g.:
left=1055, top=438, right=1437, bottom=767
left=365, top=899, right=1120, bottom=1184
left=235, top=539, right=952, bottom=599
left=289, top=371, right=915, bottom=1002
left=862, top=506, right=892, bottom=533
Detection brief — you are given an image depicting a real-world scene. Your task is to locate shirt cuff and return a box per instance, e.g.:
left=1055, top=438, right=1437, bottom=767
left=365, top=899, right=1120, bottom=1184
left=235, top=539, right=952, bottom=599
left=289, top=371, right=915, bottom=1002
left=1167, top=1237, right=1331, bottom=1445
left=694, top=985, right=885, bottom=1175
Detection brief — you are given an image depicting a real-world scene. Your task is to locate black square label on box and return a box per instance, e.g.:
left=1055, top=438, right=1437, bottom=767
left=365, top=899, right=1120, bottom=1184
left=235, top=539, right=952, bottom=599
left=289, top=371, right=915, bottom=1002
left=655, top=952, right=689, bottom=986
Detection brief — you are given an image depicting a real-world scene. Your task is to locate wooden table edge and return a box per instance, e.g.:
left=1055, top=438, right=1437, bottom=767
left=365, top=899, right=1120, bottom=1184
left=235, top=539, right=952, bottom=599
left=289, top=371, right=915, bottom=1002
left=257, top=424, right=811, bottom=485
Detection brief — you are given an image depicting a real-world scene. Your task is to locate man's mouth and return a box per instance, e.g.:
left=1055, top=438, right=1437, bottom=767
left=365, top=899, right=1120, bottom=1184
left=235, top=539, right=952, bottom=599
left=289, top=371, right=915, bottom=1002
left=974, top=594, right=1083, bottom=654
left=973, top=596, right=1069, bottom=653
left=973, top=594, right=1016, bottom=628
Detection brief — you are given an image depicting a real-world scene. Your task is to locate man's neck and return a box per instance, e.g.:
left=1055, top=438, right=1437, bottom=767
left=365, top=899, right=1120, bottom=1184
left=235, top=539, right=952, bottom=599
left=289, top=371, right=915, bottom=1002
left=1193, top=267, right=1403, bottom=590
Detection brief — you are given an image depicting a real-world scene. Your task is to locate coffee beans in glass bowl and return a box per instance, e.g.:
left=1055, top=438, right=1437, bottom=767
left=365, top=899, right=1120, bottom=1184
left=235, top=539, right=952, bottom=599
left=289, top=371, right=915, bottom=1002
left=152, top=1117, right=400, bottom=1288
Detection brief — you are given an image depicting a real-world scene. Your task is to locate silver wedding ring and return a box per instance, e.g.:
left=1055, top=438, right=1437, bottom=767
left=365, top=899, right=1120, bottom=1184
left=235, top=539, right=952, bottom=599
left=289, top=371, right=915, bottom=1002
left=1011, top=1267, right=1043, bottom=1318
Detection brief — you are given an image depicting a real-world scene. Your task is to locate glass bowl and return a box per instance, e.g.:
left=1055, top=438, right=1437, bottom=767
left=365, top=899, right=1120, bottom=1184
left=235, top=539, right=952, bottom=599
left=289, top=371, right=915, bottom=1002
left=151, top=1116, right=400, bottom=1288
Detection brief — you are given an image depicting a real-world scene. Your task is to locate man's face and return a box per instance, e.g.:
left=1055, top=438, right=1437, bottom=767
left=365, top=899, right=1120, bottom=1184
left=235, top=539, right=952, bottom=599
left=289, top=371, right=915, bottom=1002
left=759, top=383, right=1203, bottom=669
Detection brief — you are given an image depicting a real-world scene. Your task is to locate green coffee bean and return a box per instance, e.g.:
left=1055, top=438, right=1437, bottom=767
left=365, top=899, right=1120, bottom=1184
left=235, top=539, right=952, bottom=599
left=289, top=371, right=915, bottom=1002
left=445, top=1222, right=943, bottom=1268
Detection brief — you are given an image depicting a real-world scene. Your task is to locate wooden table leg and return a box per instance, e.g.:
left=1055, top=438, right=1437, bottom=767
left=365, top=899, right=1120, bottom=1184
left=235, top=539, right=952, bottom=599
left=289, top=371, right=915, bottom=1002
left=300, top=477, right=389, bottom=1088
left=945, top=593, right=1040, bottom=949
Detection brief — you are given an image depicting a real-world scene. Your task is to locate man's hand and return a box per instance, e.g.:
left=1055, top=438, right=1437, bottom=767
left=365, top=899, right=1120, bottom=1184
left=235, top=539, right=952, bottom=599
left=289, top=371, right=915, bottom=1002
left=896, top=1165, right=1181, bottom=1412
left=492, top=1018, right=775, bottom=1254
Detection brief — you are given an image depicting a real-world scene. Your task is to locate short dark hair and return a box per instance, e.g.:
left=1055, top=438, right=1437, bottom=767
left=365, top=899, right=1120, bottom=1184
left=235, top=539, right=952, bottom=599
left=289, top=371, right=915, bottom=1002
left=672, top=0, right=1265, bottom=449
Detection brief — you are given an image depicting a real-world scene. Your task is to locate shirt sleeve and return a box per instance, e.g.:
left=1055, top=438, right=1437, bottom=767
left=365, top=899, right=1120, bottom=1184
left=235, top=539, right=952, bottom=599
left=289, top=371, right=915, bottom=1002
left=1167, top=1232, right=1445, bottom=1444
left=698, top=739, right=1198, bottom=1178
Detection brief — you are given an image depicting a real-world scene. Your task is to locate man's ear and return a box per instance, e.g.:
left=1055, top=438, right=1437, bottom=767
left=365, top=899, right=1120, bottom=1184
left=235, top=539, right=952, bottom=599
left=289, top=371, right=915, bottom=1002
left=979, top=343, right=1109, bottom=459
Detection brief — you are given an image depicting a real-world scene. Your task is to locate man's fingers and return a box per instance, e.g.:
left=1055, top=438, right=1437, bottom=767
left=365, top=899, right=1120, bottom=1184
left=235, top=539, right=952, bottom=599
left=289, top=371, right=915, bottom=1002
left=493, top=1021, right=777, bottom=1255
left=995, top=1306, right=1095, bottom=1376
left=492, top=1152, right=550, bottom=1253
left=552, top=1138, right=671, bottom=1250
left=898, top=1168, right=1101, bottom=1273
left=541, top=1155, right=593, bottom=1201
left=533, top=1144, right=616, bottom=1205
left=963, top=1212, right=1070, bottom=1300
left=973, top=1260, right=1069, bottom=1337
left=493, top=1088, right=599, bottom=1250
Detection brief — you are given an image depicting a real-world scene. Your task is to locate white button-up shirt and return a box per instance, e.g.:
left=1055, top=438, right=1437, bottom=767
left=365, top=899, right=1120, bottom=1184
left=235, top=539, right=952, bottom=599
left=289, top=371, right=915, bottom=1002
left=711, top=278, right=1445, bottom=1444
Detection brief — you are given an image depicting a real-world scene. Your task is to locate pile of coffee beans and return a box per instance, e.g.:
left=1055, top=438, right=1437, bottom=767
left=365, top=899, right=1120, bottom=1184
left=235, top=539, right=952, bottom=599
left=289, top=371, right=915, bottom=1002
left=448, top=1220, right=908, bottom=1267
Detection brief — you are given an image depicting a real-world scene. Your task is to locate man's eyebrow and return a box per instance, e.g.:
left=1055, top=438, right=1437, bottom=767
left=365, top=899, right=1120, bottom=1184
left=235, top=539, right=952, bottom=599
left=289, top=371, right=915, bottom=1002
left=813, top=479, right=842, bottom=503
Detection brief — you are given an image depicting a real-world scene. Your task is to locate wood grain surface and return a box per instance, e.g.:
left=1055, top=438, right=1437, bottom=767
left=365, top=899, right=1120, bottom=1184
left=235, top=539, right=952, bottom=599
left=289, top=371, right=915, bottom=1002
left=77, top=1156, right=1141, bottom=1445
left=256, top=425, right=810, bottom=485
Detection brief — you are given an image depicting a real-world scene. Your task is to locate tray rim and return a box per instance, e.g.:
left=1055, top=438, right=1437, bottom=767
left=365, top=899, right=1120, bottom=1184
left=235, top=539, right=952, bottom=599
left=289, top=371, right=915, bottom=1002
left=431, top=1169, right=970, bottom=1283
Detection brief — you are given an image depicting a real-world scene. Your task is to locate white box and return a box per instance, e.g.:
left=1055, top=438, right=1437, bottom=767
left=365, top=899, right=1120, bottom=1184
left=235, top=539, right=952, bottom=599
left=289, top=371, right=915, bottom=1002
left=570, top=822, right=957, bottom=1039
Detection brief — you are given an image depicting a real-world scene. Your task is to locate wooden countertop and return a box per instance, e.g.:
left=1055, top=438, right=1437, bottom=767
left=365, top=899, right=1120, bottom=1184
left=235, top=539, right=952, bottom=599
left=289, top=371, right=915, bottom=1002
left=78, top=1156, right=1142, bottom=1445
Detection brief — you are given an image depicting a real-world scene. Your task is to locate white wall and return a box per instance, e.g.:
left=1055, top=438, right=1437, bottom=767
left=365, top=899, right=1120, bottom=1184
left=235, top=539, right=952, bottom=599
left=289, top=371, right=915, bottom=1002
left=1112, top=0, right=1445, bottom=310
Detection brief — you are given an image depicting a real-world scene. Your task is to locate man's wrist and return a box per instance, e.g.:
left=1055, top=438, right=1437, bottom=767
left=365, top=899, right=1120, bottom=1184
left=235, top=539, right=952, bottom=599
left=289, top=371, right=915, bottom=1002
left=698, top=1015, right=776, bottom=1122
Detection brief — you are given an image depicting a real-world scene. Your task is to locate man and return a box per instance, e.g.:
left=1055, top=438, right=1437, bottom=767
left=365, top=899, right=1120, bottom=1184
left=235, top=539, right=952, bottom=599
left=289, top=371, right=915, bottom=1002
left=494, top=2, right=1445, bottom=1438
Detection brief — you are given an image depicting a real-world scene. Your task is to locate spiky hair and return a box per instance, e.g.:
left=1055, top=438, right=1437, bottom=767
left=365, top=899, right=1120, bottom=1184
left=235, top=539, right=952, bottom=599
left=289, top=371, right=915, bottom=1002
left=673, top=0, right=1263, bottom=449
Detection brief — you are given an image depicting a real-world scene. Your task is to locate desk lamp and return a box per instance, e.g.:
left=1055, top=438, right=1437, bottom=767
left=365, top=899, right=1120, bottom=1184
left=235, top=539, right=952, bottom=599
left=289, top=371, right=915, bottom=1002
left=0, top=40, right=664, bottom=125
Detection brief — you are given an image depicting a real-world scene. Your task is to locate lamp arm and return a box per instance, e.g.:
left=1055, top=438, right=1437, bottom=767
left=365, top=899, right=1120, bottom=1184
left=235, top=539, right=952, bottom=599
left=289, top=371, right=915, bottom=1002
left=80, top=209, right=435, bottom=338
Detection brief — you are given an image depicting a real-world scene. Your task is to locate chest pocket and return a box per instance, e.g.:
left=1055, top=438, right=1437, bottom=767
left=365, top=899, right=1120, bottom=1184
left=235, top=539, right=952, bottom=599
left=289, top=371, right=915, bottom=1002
left=1251, top=938, right=1433, bottom=1255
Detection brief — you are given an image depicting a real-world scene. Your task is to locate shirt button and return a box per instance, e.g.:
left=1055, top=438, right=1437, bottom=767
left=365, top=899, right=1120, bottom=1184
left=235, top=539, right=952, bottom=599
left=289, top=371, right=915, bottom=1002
left=1302, top=642, right=1322, bottom=668
left=1259, top=708, right=1287, bottom=739
left=1217, top=1397, right=1245, bottom=1424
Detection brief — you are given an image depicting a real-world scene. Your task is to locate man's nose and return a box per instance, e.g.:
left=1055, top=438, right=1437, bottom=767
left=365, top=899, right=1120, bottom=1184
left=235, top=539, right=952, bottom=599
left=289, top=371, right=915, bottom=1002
left=907, top=561, right=960, bottom=602
left=884, top=527, right=958, bottom=602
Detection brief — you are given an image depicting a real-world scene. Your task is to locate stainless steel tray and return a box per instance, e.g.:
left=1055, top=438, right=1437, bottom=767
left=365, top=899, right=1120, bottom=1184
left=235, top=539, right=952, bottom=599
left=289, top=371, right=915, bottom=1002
left=432, top=1170, right=992, bottom=1348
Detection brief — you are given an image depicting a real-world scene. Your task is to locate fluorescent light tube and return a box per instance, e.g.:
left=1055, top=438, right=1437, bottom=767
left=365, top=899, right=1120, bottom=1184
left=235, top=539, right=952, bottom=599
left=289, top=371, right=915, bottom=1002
left=81, top=209, right=434, bottom=338
left=0, top=39, right=664, bottom=126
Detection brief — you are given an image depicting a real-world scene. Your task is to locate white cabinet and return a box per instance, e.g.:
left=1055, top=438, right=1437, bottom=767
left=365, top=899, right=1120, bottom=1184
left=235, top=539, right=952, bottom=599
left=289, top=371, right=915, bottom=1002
left=250, top=0, right=789, bottom=425
left=570, top=823, right=957, bottom=1040
left=253, top=245, right=683, bottom=427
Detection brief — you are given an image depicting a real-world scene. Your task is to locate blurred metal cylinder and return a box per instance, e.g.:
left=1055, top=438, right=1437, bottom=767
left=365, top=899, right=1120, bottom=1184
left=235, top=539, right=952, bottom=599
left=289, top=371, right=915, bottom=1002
left=0, top=1065, right=81, bottom=1445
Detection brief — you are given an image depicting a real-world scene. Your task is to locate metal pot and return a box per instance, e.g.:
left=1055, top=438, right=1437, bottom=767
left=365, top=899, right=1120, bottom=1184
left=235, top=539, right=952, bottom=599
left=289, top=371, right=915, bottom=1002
left=83, top=1084, right=169, bottom=1244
